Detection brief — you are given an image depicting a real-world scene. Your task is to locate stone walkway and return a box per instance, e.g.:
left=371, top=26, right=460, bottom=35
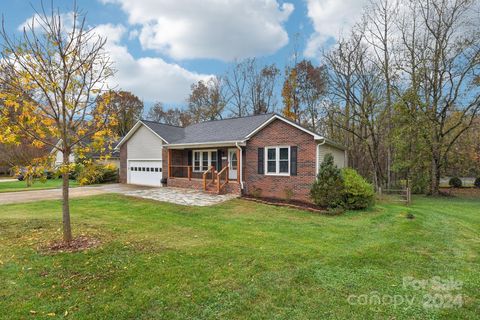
left=122, top=187, right=238, bottom=206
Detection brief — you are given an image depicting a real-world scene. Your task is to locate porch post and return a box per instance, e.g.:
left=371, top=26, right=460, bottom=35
left=236, top=148, right=240, bottom=182
left=167, top=149, right=171, bottom=178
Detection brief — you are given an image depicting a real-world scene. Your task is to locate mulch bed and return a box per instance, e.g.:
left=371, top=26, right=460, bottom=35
left=42, top=236, right=101, bottom=253
left=242, top=195, right=327, bottom=213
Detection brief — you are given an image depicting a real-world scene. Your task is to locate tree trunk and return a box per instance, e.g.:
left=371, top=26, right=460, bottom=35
left=62, top=153, right=72, bottom=243
left=429, top=155, right=441, bottom=196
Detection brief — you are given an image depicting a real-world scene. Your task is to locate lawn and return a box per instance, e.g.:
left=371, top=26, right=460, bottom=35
left=0, top=179, right=79, bottom=193
left=0, top=195, right=478, bottom=319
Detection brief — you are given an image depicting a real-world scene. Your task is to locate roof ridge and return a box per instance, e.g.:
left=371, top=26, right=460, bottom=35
left=185, top=113, right=275, bottom=127
left=140, top=119, right=184, bottom=128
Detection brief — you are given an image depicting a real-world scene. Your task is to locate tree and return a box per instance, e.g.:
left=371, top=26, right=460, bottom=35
left=0, top=3, right=116, bottom=242
left=282, top=60, right=328, bottom=131
left=187, top=77, right=225, bottom=122
left=397, top=0, right=480, bottom=195
left=245, top=59, right=279, bottom=115
left=97, top=90, right=143, bottom=137
left=147, top=102, right=192, bottom=127
left=310, top=153, right=344, bottom=208
left=224, top=58, right=280, bottom=116
left=324, top=30, right=388, bottom=190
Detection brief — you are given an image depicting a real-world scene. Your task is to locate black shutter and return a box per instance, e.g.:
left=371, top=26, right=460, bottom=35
left=187, top=150, right=193, bottom=166
left=217, top=150, right=222, bottom=171
left=258, top=147, right=264, bottom=174
left=290, top=146, right=297, bottom=176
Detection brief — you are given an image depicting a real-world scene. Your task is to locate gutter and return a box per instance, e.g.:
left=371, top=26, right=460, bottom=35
left=235, top=141, right=244, bottom=190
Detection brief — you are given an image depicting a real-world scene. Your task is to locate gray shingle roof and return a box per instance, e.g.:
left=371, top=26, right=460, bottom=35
left=140, top=120, right=186, bottom=143
left=142, top=113, right=275, bottom=144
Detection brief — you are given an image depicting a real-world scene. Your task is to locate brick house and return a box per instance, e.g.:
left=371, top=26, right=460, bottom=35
left=116, top=113, right=346, bottom=203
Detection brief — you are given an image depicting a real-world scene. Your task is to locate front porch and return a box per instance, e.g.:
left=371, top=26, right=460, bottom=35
left=166, top=146, right=242, bottom=195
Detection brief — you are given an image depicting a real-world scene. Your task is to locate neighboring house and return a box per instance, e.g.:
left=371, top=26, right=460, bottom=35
left=51, top=140, right=120, bottom=168
left=116, top=113, right=346, bottom=202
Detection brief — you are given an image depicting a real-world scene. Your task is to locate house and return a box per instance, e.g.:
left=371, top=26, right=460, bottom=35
left=116, top=113, right=346, bottom=203
left=51, top=139, right=120, bottom=168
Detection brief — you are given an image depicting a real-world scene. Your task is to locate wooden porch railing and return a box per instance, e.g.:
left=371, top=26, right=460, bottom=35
left=216, top=165, right=229, bottom=194
left=202, top=166, right=216, bottom=190
left=169, top=165, right=192, bottom=180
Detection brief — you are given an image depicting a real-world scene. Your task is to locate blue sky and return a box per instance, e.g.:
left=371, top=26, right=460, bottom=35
left=0, top=0, right=367, bottom=106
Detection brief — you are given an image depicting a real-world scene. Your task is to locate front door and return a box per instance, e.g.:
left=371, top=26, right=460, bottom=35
left=228, top=148, right=238, bottom=180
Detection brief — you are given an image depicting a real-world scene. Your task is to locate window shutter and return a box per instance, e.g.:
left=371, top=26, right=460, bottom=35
left=187, top=150, right=193, bottom=166
left=258, top=147, right=264, bottom=174
left=290, top=146, right=297, bottom=176
left=217, top=150, right=222, bottom=171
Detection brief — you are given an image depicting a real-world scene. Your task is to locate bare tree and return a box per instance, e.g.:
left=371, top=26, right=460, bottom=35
left=147, top=102, right=192, bottom=127
left=224, top=60, right=248, bottom=117
left=245, top=59, right=280, bottom=114
left=324, top=29, right=388, bottom=189
left=224, top=58, right=280, bottom=116
left=187, top=76, right=225, bottom=122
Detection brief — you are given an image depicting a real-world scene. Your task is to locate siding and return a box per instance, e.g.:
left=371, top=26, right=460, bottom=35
left=127, top=125, right=164, bottom=159
left=317, top=144, right=345, bottom=170
left=54, top=151, right=75, bottom=166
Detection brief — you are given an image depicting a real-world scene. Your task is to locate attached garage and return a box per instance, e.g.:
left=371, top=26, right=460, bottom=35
left=116, top=121, right=180, bottom=187
left=128, top=160, right=163, bottom=187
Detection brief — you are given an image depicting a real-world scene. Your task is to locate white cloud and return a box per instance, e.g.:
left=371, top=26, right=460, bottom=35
left=93, top=24, right=212, bottom=103
left=101, top=0, right=294, bottom=61
left=18, top=12, right=76, bottom=31
left=304, top=0, right=368, bottom=57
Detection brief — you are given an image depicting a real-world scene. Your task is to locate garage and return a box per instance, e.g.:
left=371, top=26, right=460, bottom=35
left=128, top=160, right=163, bottom=187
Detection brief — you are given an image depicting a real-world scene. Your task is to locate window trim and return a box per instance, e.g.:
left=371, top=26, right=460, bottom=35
left=192, top=149, right=218, bottom=172
left=264, top=146, right=290, bottom=176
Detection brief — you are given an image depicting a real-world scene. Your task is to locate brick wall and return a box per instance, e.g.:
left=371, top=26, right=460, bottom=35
left=245, top=119, right=317, bottom=203
left=119, top=144, right=127, bottom=183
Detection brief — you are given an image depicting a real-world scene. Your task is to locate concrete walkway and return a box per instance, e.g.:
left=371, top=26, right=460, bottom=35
left=123, top=187, right=238, bottom=206
left=0, top=184, right=146, bottom=205
left=0, top=184, right=237, bottom=206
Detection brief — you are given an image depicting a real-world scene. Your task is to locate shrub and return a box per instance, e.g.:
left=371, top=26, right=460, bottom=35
left=474, top=177, right=480, bottom=189
left=77, top=163, right=118, bottom=186
left=448, top=177, right=462, bottom=188
left=341, top=168, right=375, bottom=210
left=310, top=154, right=344, bottom=209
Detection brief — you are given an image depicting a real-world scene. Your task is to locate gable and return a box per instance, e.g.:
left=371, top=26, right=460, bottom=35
left=245, top=114, right=322, bottom=141
left=127, top=125, right=164, bottom=159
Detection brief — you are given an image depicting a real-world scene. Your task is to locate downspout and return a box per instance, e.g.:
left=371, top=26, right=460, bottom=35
left=316, top=138, right=327, bottom=174
left=235, top=141, right=244, bottom=190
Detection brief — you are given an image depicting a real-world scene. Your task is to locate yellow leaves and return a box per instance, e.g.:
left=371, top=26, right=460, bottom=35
left=4, top=99, right=20, bottom=110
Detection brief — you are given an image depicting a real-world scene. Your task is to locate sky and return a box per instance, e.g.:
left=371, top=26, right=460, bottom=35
left=0, top=0, right=368, bottom=107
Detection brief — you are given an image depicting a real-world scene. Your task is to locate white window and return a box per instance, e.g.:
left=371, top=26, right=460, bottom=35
left=193, top=150, right=218, bottom=172
left=265, top=146, right=290, bottom=175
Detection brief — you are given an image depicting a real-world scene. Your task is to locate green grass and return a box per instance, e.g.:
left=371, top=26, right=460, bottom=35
left=0, top=179, right=79, bottom=193
left=0, top=195, right=478, bottom=319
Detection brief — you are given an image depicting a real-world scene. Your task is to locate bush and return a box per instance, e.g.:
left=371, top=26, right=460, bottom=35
left=310, top=154, right=344, bottom=209
left=448, top=177, right=462, bottom=188
left=341, top=168, right=375, bottom=209
left=474, top=177, right=480, bottom=189
left=77, top=163, right=118, bottom=186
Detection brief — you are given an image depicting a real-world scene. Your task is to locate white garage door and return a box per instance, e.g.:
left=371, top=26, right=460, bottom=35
left=128, top=160, right=163, bottom=187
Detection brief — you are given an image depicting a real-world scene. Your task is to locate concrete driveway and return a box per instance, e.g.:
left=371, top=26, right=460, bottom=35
left=0, top=184, right=149, bottom=205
